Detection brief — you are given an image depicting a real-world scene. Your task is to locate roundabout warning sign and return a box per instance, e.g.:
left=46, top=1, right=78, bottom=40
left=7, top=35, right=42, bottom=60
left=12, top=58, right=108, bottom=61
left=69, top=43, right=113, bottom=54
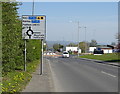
left=22, top=15, right=46, bottom=39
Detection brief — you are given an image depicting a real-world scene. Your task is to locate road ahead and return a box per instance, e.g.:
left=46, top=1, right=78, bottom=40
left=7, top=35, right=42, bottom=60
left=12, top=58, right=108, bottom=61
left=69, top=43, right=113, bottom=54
left=46, top=56, right=118, bottom=92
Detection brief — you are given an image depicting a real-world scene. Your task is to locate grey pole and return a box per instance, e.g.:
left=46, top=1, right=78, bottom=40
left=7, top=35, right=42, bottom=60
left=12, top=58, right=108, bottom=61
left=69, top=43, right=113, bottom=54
left=69, top=20, right=80, bottom=56
left=78, top=21, right=80, bottom=57
left=84, top=27, right=87, bottom=53
left=24, top=39, right=26, bottom=71
left=40, top=40, right=44, bottom=75
left=32, top=0, right=34, bottom=16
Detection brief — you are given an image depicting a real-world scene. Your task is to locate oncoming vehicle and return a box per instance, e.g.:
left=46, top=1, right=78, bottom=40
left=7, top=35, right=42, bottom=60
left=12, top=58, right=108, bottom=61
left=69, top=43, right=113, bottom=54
left=62, top=51, right=69, bottom=58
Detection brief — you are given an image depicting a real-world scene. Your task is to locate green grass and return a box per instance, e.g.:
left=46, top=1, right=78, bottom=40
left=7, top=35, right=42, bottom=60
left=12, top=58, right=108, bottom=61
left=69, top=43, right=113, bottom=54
left=2, top=60, right=40, bottom=93
left=80, top=53, right=120, bottom=62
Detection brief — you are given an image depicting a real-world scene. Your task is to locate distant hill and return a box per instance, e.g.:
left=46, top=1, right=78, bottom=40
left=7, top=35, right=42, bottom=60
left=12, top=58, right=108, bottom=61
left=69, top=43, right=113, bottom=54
left=46, top=41, right=77, bottom=48
left=46, top=41, right=111, bottom=49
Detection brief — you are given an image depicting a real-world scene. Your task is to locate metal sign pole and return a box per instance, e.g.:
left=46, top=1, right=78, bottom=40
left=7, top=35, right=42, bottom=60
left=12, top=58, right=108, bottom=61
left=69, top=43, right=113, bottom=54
left=40, top=39, right=43, bottom=75
left=24, top=39, right=27, bottom=71
left=32, top=0, right=34, bottom=16
left=78, top=21, right=80, bottom=57
left=22, top=15, right=46, bottom=73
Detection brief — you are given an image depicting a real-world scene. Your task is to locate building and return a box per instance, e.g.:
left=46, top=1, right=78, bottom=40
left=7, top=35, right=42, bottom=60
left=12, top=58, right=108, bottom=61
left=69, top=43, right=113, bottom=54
left=89, top=46, right=113, bottom=54
left=66, top=47, right=81, bottom=53
left=99, top=47, right=113, bottom=54
left=89, top=47, right=97, bottom=53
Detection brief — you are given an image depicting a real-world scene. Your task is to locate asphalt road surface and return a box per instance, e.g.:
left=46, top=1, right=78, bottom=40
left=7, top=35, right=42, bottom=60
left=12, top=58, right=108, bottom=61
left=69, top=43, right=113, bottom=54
left=46, top=56, right=118, bottom=92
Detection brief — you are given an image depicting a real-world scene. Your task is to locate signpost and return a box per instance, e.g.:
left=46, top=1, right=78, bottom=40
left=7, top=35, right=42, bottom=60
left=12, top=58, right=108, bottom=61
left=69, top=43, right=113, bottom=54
left=22, top=15, right=46, bottom=39
left=22, top=15, right=46, bottom=75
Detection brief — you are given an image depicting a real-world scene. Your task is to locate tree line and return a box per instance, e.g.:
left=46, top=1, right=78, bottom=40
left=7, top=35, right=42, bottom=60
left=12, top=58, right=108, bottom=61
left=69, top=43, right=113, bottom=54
left=2, top=2, right=41, bottom=73
left=52, top=39, right=97, bottom=53
left=52, top=39, right=119, bottom=53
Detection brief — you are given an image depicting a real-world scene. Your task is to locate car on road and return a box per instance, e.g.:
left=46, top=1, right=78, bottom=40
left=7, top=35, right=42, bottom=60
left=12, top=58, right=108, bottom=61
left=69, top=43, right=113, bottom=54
left=62, top=51, right=69, bottom=58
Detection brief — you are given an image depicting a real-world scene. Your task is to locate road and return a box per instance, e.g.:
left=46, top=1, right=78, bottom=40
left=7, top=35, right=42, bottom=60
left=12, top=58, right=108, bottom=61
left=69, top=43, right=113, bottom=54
left=46, top=56, right=118, bottom=92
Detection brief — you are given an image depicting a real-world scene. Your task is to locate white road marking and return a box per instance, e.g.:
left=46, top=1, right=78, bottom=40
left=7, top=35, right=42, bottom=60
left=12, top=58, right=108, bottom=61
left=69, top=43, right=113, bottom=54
left=93, top=61, right=118, bottom=68
left=46, top=58, right=63, bottom=92
left=54, top=57, right=58, bottom=58
left=81, top=58, right=119, bottom=68
left=101, top=71, right=116, bottom=78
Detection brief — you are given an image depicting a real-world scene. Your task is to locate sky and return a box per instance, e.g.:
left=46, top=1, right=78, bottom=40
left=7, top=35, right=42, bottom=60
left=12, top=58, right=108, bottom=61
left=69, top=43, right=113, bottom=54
left=17, top=2, right=118, bottom=44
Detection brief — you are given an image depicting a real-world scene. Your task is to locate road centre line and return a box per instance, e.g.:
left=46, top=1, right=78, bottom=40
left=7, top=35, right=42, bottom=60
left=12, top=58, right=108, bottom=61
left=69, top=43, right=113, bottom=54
left=101, top=71, right=117, bottom=78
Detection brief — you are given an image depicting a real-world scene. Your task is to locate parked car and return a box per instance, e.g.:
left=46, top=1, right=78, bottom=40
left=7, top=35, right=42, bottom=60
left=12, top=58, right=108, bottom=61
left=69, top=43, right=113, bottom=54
left=93, top=49, right=104, bottom=55
left=62, top=51, right=69, bottom=58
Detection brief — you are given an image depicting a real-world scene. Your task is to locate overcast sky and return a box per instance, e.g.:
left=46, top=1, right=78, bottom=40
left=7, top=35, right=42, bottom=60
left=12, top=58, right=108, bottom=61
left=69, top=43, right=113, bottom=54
left=18, top=2, right=118, bottom=44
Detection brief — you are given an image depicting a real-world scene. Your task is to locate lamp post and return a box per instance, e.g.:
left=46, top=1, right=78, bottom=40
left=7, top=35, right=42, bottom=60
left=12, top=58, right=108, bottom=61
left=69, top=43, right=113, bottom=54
left=84, top=27, right=87, bottom=53
left=69, top=20, right=80, bottom=57
left=77, top=21, right=80, bottom=57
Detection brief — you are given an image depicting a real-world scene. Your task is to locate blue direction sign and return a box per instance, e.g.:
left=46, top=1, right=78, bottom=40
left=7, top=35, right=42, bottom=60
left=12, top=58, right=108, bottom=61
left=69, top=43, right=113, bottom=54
left=32, top=20, right=40, bottom=23
left=28, top=16, right=36, bottom=20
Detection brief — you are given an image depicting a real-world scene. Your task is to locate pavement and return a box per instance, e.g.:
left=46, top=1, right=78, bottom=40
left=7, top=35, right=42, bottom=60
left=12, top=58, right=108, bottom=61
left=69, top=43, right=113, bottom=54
left=21, top=59, right=55, bottom=93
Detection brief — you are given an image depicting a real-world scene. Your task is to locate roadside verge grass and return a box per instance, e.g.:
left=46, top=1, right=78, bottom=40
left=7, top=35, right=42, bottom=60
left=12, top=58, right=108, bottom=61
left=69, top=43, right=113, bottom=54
left=2, top=60, right=40, bottom=93
left=80, top=53, right=120, bottom=62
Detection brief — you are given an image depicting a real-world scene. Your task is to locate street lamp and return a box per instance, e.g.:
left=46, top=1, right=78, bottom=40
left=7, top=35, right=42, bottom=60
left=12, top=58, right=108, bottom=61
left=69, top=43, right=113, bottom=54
left=69, top=20, right=81, bottom=57
left=77, top=21, right=81, bottom=57
left=84, top=27, right=87, bottom=53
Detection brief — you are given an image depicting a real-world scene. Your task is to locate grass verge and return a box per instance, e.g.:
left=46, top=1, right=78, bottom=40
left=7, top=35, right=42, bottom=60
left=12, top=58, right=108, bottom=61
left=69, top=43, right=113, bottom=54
left=80, top=53, right=120, bottom=62
left=2, top=60, right=40, bottom=93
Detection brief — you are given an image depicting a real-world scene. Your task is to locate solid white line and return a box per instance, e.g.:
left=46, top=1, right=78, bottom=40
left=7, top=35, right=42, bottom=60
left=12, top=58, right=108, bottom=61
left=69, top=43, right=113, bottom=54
left=92, top=61, right=118, bottom=68
left=82, top=58, right=119, bottom=68
left=101, top=71, right=116, bottom=78
left=46, top=59, right=52, bottom=73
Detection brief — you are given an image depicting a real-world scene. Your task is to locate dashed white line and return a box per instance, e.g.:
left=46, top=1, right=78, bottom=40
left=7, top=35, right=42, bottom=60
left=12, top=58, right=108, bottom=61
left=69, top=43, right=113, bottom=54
left=101, top=71, right=116, bottom=78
